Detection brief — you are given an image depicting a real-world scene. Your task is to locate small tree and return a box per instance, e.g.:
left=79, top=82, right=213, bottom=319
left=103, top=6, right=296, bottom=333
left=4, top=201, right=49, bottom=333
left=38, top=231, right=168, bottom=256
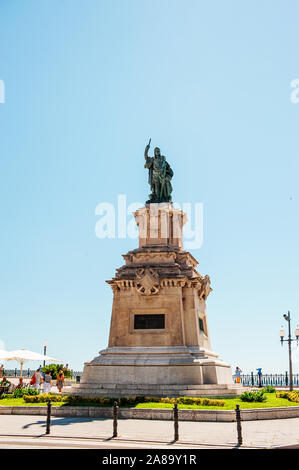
left=41, top=364, right=72, bottom=379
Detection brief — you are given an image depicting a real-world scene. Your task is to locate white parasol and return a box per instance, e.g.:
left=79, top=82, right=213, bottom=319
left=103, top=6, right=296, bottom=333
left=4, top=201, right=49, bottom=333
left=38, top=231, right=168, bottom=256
left=3, top=349, right=61, bottom=377
left=0, top=350, right=10, bottom=360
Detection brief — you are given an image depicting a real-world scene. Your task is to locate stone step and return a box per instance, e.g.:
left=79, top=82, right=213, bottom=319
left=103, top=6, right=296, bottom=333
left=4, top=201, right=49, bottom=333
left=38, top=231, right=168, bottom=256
left=72, top=383, right=235, bottom=390
left=72, top=391, right=241, bottom=396
left=69, top=386, right=243, bottom=397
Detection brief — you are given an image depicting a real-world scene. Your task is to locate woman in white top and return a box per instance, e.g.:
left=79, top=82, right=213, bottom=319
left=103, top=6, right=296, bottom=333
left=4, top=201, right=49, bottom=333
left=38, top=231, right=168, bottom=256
left=43, top=372, right=52, bottom=394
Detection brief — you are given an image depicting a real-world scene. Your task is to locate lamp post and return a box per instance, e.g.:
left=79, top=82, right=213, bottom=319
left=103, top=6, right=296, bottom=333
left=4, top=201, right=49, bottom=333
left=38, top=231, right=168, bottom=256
left=43, top=341, right=47, bottom=368
left=279, top=311, right=299, bottom=392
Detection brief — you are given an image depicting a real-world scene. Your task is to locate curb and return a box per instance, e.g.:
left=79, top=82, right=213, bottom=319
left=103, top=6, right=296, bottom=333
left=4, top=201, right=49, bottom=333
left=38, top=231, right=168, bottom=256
left=1, top=405, right=299, bottom=421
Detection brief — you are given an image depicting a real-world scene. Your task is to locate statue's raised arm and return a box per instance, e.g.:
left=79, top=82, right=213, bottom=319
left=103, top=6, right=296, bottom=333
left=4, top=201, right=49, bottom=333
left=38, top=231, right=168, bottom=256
left=144, top=138, right=151, bottom=159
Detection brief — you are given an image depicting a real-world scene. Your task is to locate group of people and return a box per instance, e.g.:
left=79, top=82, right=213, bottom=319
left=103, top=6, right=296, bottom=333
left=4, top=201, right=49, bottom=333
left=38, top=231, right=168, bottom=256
left=0, top=363, right=67, bottom=393
left=235, top=366, right=263, bottom=385
left=30, top=368, right=65, bottom=393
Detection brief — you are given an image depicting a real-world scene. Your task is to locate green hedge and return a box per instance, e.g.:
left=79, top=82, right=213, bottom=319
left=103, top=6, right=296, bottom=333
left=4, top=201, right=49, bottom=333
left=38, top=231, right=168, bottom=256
left=276, top=391, right=299, bottom=403
left=23, top=394, right=225, bottom=407
left=160, top=396, right=225, bottom=406
left=0, top=393, right=14, bottom=400
left=24, top=394, right=69, bottom=403
left=261, top=386, right=276, bottom=393
left=240, top=391, right=267, bottom=402
left=1, top=387, right=40, bottom=400
left=13, top=387, right=40, bottom=398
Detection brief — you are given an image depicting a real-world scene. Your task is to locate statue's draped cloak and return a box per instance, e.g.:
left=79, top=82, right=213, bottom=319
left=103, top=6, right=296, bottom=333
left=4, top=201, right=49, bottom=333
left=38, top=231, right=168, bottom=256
left=144, top=156, right=153, bottom=186
left=145, top=156, right=173, bottom=187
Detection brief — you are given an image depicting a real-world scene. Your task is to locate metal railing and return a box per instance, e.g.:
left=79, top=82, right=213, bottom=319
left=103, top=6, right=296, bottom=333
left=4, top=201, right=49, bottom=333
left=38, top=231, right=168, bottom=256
left=3, top=369, right=298, bottom=385
left=2, top=369, right=37, bottom=378
left=71, top=371, right=83, bottom=379
left=2, top=369, right=83, bottom=379
left=44, top=400, right=243, bottom=446
left=234, top=372, right=299, bottom=387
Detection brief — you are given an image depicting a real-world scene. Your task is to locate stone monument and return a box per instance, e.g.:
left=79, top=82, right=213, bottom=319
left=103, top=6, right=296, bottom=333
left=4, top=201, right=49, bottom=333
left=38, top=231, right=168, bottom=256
left=72, top=141, right=242, bottom=397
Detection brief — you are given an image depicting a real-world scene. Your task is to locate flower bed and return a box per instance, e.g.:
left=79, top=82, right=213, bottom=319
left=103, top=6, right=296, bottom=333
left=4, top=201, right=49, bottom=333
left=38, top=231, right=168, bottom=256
left=23, top=394, right=224, bottom=407
left=276, top=390, right=299, bottom=403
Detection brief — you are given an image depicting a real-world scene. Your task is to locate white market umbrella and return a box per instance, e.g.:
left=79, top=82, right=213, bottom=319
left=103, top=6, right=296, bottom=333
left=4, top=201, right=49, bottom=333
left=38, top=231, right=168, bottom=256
left=0, top=350, right=10, bottom=360
left=4, top=349, right=61, bottom=377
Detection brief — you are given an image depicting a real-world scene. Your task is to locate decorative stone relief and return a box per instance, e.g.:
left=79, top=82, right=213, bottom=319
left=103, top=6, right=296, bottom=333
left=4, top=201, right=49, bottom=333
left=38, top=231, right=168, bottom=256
left=198, top=275, right=213, bottom=300
left=134, top=252, right=176, bottom=263
left=136, top=268, right=160, bottom=295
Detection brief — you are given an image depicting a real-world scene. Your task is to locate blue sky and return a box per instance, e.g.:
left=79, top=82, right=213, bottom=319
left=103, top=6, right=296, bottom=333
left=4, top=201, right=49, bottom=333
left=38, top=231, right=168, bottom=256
left=0, top=0, right=298, bottom=373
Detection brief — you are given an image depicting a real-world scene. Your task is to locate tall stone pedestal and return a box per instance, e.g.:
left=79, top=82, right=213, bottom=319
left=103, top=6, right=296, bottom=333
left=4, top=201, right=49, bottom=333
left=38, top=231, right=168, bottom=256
left=72, top=204, right=242, bottom=397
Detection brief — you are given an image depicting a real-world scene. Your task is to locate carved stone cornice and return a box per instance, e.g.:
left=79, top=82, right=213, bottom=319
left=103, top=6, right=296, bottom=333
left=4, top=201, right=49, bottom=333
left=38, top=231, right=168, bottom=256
left=106, top=245, right=212, bottom=298
left=125, top=251, right=177, bottom=265
left=106, top=273, right=212, bottom=300
left=118, top=246, right=200, bottom=280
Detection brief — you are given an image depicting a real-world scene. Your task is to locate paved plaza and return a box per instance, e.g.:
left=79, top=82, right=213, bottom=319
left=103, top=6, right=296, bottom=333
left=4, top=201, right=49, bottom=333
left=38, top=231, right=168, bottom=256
left=0, top=415, right=298, bottom=449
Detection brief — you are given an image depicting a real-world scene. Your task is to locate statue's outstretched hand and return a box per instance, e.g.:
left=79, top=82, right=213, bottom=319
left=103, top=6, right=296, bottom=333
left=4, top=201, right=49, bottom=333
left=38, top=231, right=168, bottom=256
left=144, top=138, right=151, bottom=157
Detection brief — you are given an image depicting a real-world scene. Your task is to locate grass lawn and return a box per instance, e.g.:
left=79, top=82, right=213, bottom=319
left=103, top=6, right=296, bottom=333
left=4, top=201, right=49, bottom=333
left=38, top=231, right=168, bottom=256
left=0, top=398, right=57, bottom=407
left=135, top=394, right=299, bottom=410
left=0, top=398, right=111, bottom=407
left=0, top=394, right=298, bottom=409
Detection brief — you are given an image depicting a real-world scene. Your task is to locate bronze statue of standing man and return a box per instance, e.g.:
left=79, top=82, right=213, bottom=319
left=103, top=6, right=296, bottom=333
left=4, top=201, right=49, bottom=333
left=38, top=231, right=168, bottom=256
left=144, top=139, right=173, bottom=203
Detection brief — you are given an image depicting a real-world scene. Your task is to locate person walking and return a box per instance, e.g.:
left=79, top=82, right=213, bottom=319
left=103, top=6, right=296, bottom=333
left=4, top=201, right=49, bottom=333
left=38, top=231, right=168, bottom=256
left=235, top=366, right=242, bottom=384
left=0, top=364, right=4, bottom=378
left=56, top=370, right=65, bottom=392
left=43, top=372, right=52, bottom=394
left=257, top=368, right=262, bottom=388
left=16, top=377, right=24, bottom=388
left=30, top=368, right=43, bottom=391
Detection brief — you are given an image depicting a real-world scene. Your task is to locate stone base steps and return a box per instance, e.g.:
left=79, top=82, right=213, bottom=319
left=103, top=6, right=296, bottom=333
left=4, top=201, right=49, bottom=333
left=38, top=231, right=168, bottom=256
left=69, top=383, right=243, bottom=397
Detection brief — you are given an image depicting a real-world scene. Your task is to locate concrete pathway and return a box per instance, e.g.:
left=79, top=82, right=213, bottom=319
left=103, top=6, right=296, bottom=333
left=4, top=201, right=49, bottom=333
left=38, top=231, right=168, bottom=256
left=0, top=415, right=298, bottom=449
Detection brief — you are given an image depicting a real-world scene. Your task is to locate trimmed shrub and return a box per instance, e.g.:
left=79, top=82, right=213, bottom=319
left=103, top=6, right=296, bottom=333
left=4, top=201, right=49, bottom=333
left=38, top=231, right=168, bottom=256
left=65, top=395, right=114, bottom=405
left=143, top=396, right=162, bottom=403
left=0, top=393, right=14, bottom=400
left=24, top=393, right=69, bottom=403
left=261, top=386, right=276, bottom=393
left=22, top=394, right=225, bottom=407
left=176, top=396, right=225, bottom=407
left=143, top=396, right=224, bottom=407
left=160, top=397, right=177, bottom=404
left=13, top=387, right=40, bottom=398
left=275, top=391, right=289, bottom=399
left=276, top=391, right=299, bottom=403
left=118, top=396, right=138, bottom=406
left=240, top=391, right=267, bottom=402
